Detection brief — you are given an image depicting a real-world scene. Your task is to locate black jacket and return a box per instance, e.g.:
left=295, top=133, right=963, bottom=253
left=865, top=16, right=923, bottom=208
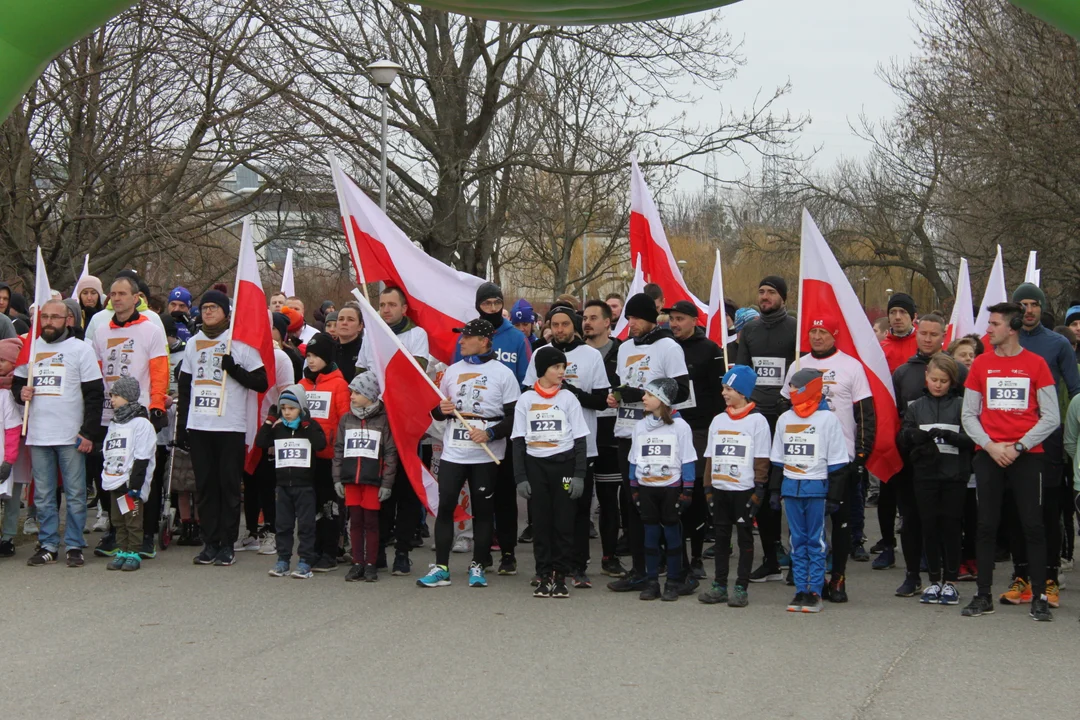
left=255, top=416, right=328, bottom=487
left=335, top=335, right=363, bottom=384
left=674, top=327, right=725, bottom=430
left=897, top=388, right=973, bottom=482
left=733, top=307, right=797, bottom=417
left=591, top=337, right=622, bottom=449
left=892, top=351, right=969, bottom=417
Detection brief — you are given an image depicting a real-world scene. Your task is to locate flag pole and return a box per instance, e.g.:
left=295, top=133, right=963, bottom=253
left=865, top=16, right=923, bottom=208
left=795, top=210, right=809, bottom=372
left=329, top=154, right=369, bottom=289
left=716, top=250, right=729, bottom=371
left=351, top=289, right=500, bottom=465
left=20, top=302, right=39, bottom=436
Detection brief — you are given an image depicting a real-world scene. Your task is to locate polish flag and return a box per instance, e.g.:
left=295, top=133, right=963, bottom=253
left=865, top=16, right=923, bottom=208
left=75, top=254, right=90, bottom=290
left=944, top=258, right=975, bottom=347
left=280, top=247, right=295, bottom=298
left=613, top=255, right=644, bottom=341
left=353, top=289, right=442, bottom=515
left=329, top=154, right=483, bottom=365
left=798, top=209, right=903, bottom=481
left=15, top=247, right=53, bottom=367
left=629, top=159, right=707, bottom=325
left=1024, top=250, right=1040, bottom=287
left=705, top=249, right=730, bottom=352
left=231, top=218, right=277, bottom=473
left=973, top=245, right=1007, bottom=338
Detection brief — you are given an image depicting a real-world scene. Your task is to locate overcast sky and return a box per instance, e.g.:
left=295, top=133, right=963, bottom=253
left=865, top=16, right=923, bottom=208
left=671, top=0, right=922, bottom=193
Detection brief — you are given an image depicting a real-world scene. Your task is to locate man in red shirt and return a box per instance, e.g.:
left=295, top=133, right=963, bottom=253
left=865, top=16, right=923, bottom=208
left=960, top=302, right=1058, bottom=621
left=880, top=293, right=919, bottom=374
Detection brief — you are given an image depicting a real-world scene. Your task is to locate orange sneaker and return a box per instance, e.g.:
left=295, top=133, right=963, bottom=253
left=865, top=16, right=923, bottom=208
left=1045, top=580, right=1060, bottom=608
left=999, top=577, right=1032, bottom=605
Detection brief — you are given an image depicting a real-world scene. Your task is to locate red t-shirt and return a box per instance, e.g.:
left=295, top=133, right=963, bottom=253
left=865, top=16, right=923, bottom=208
left=881, top=331, right=920, bottom=374
left=964, top=348, right=1055, bottom=452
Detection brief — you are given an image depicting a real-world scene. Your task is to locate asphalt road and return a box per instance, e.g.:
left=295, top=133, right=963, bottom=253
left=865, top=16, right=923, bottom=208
left=2, top=511, right=1077, bottom=720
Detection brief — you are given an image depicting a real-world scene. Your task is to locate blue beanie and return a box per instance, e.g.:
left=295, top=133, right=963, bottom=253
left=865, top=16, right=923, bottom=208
left=734, top=307, right=760, bottom=333
left=722, top=365, right=757, bottom=400
left=169, top=286, right=192, bottom=307
left=510, top=298, right=536, bottom=325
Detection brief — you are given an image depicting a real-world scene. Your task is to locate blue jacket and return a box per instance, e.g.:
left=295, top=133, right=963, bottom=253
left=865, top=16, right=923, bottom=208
left=1019, top=324, right=1080, bottom=398
left=453, top=318, right=532, bottom=383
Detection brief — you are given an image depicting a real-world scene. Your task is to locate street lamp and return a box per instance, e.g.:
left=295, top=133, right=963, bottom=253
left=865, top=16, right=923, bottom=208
left=367, top=59, right=402, bottom=212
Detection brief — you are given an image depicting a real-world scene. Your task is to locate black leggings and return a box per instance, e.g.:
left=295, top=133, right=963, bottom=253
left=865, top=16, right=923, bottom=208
left=242, top=448, right=276, bottom=535
left=379, top=462, right=421, bottom=555
left=712, top=488, right=754, bottom=587
left=756, top=414, right=782, bottom=565
left=974, top=451, right=1046, bottom=597
left=493, top=451, right=518, bottom=558
left=594, top=447, right=621, bottom=559
left=529, top=454, right=577, bottom=576
left=961, top=487, right=978, bottom=562
left=893, top=467, right=923, bottom=575
left=877, top=474, right=897, bottom=548
left=313, top=458, right=341, bottom=561
left=435, top=460, right=496, bottom=568
left=571, top=463, right=595, bottom=573
left=681, top=428, right=708, bottom=566
left=618, top=438, right=645, bottom=575
left=914, top=480, right=965, bottom=583
left=189, top=430, right=246, bottom=548
left=829, top=490, right=851, bottom=578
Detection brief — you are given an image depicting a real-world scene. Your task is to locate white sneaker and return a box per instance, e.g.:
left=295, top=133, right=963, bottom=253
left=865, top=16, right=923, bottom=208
left=233, top=534, right=260, bottom=552
left=452, top=536, right=473, bottom=554
left=1060, top=557, right=1074, bottom=573
left=257, top=533, right=277, bottom=555
left=92, top=513, right=110, bottom=533
left=23, top=516, right=39, bottom=535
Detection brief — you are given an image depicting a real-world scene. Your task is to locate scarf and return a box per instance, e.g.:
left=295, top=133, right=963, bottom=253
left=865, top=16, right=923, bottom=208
left=202, top=318, right=230, bottom=340
left=791, top=377, right=827, bottom=418
left=350, top=400, right=383, bottom=419
left=642, top=413, right=673, bottom=431
left=464, top=351, right=496, bottom=366
left=533, top=381, right=559, bottom=399
left=284, top=416, right=301, bottom=430
left=760, top=306, right=789, bottom=329
left=303, top=362, right=338, bottom=383
left=113, top=401, right=148, bottom=425
left=726, top=401, right=756, bottom=420
left=388, top=316, right=410, bottom=334
left=551, top=336, right=584, bottom=353
left=810, top=346, right=837, bottom=360
left=478, top=310, right=504, bottom=329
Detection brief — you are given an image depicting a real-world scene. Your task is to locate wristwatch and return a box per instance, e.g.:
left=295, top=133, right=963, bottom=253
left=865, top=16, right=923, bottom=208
left=1013, top=442, right=1027, bottom=453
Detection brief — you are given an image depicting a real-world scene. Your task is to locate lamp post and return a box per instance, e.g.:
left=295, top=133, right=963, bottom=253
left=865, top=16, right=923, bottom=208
left=366, top=59, right=402, bottom=213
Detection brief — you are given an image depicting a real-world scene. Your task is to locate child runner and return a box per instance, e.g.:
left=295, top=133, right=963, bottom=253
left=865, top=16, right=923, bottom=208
left=100, top=376, right=158, bottom=572
left=769, top=368, right=849, bottom=613
left=700, top=365, right=771, bottom=607
left=898, top=353, right=973, bottom=606
left=629, top=377, right=698, bottom=602
left=256, top=384, right=326, bottom=579
left=335, top=372, right=399, bottom=583
left=512, top=347, right=589, bottom=598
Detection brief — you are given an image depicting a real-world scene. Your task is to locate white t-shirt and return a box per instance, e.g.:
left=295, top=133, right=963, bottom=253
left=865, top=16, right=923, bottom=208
left=614, top=336, right=688, bottom=439
left=85, top=306, right=166, bottom=354
left=439, top=358, right=521, bottom=464
left=781, top=350, right=872, bottom=460
left=628, top=415, right=698, bottom=488
left=356, top=324, right=429, bottom=375
left=15, top=336, right=103, bottom=446
left=704, top=409, right=772, bottom=490
left=100, top=416, right=158, bottom=499
left=182, top=332, right=263, bottom=434
left=297, top=324, right=319, bottom=345
left=511, top=388, right=590, bottom=458
left=91, top=315, right=168, bottom=425
left=769, top=408, right=849, bottom=481
left=523, top=343, right=609, bottom=457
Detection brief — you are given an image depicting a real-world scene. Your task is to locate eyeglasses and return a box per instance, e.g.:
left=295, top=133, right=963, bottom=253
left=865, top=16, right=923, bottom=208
left=40, top=314, right=67, bottom=322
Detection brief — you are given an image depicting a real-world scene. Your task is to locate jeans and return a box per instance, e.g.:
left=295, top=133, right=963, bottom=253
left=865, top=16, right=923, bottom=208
left=31, top=444, right=88, bottom=552
left=2, top=492, right=22, bottom=540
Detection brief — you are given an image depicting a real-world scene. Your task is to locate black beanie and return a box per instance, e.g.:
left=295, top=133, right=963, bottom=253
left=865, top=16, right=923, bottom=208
left=272, top=312, right=289, bottom=339
left=475, top=282, right=503, bottom=309
left=624, top=292, right=659, bottom=324
left=534, top=346, right=567, bottom=379
left=546, top=304, right=582, bottom=336
left=887, top=292, right=916, bottom=318
left=759, top=276, right=788, bottom=302
left=305, top=332, right=336, bottom=364
left=200, top=289, right=231, bottom=316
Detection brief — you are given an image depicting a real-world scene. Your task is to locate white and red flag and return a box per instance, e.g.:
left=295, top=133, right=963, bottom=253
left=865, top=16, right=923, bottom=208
left=329, top=153, right=483, bottom=365
left=628, top=159, right=707, bottom=325
left=705, top=249, right=730, bottom=353
left=231, top=218, right=277, bottom=473
left=15, top=247, right=53, bottom=367
left=798, top=209, right=903, bottom=481
left=613, top=255, right=645, bottom=341
left=280, top=247, right=295, bottom=298
left=352, top=289, right=442, bottom=515
left=944, top=258, right=975, bottom=347
left=973, top=245, right=1007, bottom=338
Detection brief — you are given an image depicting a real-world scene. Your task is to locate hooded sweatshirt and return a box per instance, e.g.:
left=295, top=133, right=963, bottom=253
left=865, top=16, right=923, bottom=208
left=452, top=317, right=531, bottom=384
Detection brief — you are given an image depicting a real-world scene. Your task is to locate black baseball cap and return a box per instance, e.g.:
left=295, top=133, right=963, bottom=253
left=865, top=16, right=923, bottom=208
left=662, top=300, right=699, bottom=318
left=453, top=319, right=496, bottom=338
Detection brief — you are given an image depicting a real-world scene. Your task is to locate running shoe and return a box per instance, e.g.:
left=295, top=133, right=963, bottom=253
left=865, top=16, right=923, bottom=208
left=497, top=553, right=517, bottom=576
left=600, top=557, right=627, bottom=578
left=776, top=543, right=791, bottom=569
left=22, top=515, right=39, bottom=536
left=107, top=553, right=126, bottom=571
left=92, top=512, right=110, bottom=533
left=608, top=572, right=647, bottom=592
left=530, top=574, right=542, bottom=587
left=872, top=547, right=896, bottom=570
left=345, top=564, right=365, bottom=582
left=468, top=561, right=487, bottom=587
left=534, top=575, right=553, bottom=598
left=193, top=544, right=217, bottom=565
left=999, top=577, right=1032, bottom=605
left=688, top=557, right=707, bottom=580
left=451, top=535, right=473, bottom=554
left=801, top=592, right=824, bottom=613
left=869, top=538, right=888, bottom=554
left=364, top=563, right=378, bottom=582
left=920, top=582, right=942, bottom=604
left=661, top=582, right=681, bottom=602
left=517, top=525, right=533, bottom=544
left=699, top=582, right=728, bottom=605
left=639, top=580, right=661, bottom=601
left=27, top=546, right=56, bottom=566
left=958, top=561, right=975, bottom=581
left=417, top=564, right=451, bottom=588
left=121, top=554, right=141, bottom=571
left=1029, top=595, right=1053, bottom=622
left=940, top=582, right=960, bottom=605
left=728, top=584, right=749, bottom=608
left=0, top=539, right=14, bottom=558
left=94, top=534, right=119, bottom=558
left=1060, top=557, right=1074, bottom=572
left=786, top=592, right=806, bottom=612
left=960, top=594, right=994, bottom=617
left=137, top=535, right=157, bottom=560
left=551, top=574, right=570, bottom=599
left=895, top=573, right=922, bottom=597
left=233, top=533, right=260, bottom=552
left=572, top=572, right=592, bottom=589
left=850, top=543, right=870, bottom=562
left=312, top=556, right=338, bottom=573
left=679, top=576, right=699, bottom=595
left=826, top=575, right=848, bottom=603
left=291, top=562, right=313, bottom=579
left=269, top=561, right=290, bottom=577
left=748, top=562, right=783, bottom=583
left=589, top=522, right=599, bottom=539
left=1045, top=580, right=1060, bottom=608
left=257, top=533, right=277, bottom=556
left=66, top=549, right=85, bottom=568
left=702, top=544, right=716, bottom=560
left=213, top=547, right=236, bottom=566
left=392, top=552, right=412, bottom=576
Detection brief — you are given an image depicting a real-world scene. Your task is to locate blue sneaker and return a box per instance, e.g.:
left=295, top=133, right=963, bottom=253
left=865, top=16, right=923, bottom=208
left=872, top=547, right=896, bottom=570
left=269, top=560, right=290, bottom=577
left=920, top=582, right=942, bottom=604
left=417, top=564, right=451, bottom=588
left=940, top=582, right=960, bottom=606
left=291, top=562, right=313, bottom=579
left=776, top=544, right=791, bottom=569
left=468, top=561, right=487, bottom=588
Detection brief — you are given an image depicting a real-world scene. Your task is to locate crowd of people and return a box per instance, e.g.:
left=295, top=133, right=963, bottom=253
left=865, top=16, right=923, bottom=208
left=1, top=268, right=1077, bottom=622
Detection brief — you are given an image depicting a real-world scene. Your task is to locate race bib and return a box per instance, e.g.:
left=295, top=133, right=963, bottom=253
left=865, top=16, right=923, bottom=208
left=596, top=406, right=617, bottom=418
left=102, top=427, right=132, bottom=482
left=636, top=433, right=677, bottom=485
left=31, top=364, right=65, bottom=396
left=344, top=428, right=381, bottom=459
left=711, top=432, right=751, bottom=484
left=192, top=384, right=222, bottom=415
left=616, top=403, right=645, bottom=429
left=753, top=357, right=785, bottom=387
left=671, top=382, right=696, bottom=411
left=783, top=431, right=818, bottom=467
left=307, top=391, right=332, bottom=420
left=921, top=423, right=960, bottom=455
left=526, top=407, right=567, bottom=444
left=448, top=419, right=489, bottom=449
left=986, top=377, right=1030, bottom=411
left=274, top=438, right=312, bottom=468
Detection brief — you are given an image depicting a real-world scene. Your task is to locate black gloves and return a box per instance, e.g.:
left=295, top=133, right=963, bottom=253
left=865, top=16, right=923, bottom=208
left=928, top=427, right=960, bottom=445
left=618, top=386, right=645, bottom=404
left=676, top=490, right=692, bottom=515
left=903, top=428, right=932, bottom=446
left=150, top=408, right=167, bottom=432
left=746, top=483, right=767, bottom=520
left=220, top=353, right=237, bottom=374
left=0, top=461, right=10, bottom=481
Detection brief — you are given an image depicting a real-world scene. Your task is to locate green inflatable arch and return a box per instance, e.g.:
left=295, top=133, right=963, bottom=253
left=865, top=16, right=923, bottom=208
left=1, top=0, right=1078, bottom=122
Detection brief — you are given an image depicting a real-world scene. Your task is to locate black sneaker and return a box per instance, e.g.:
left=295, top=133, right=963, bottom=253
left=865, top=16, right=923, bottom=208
left=608, top=572, right=647, bottom=592
left=420, top=523, right=430, bottom=539
left=785, top=569, right=795, bottom=586
left=702, top=544, right=717, bottom=559
left=497, top=553, right=517, bottom=576
left=895, top=573, right=922, bottom=597
left=1030, top=595, right=1053, bottom=622
left=193, top=544, right=217, bottom=565
left=345, top=564, right=365, bottom=582
left=375, top=547, right=387, bottom=570
left=850, top=543, right=870, bottom=562
left=213, top=547, right=236, bottom=566
left=392, top=552, right=412, bottom=576
left=312, top=556, right=338, bottom=573
left=678, top=576, right=699, bottom=595
left=534, top=575, right=553, bottom=598
left=960, top=594, right=995, bottom=617
left=530, top=574, right=542, bottom=587
left=749, top=562, right=783, bottom=583
left=827, top=575, right=848, bottom=603
left=661, top=582, right=681, bottom=602
left=689, top=557, right=707, bottom=580
left=517, top=525, right=534, bottom=544
left=364, top=563, right=379, bottom=582
left=0, top=539, right=15, bottom=558
left=572, top=571, right=592, bottom=589
left=27, top=546, right=57, bottom=566
left=869, top=539, right=888, bottom=554
left=639, top=579, right=662, bottom=601
left=94, top=533, right=118, bottom=558
left=600, top=556, right=627, bottom=578
left=137, top=535, right=156, bottom=560
left=551, top=573, right=570, bottom=599
left=66, top=549, right=85, bottom=568
left=615, top=533, right=630, bottom=557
